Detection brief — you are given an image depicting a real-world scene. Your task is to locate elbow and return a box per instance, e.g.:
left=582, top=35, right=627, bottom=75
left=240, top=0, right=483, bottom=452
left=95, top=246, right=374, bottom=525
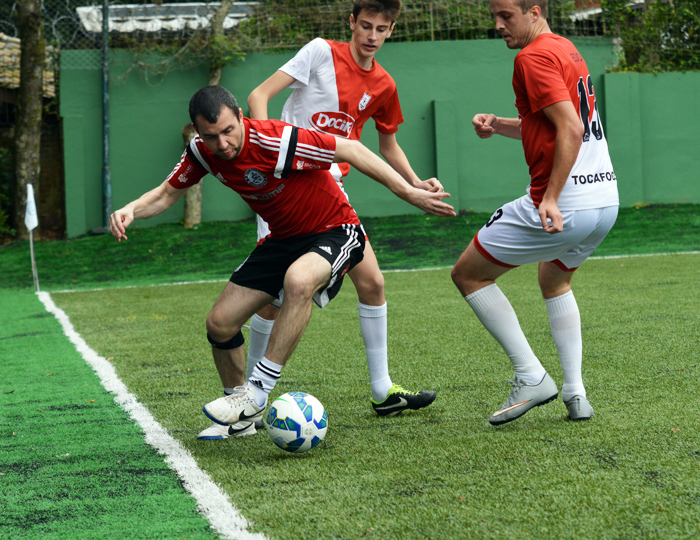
left=246, top=92, right=257, bottom=111
left=572, top=122, right=585, bottom=145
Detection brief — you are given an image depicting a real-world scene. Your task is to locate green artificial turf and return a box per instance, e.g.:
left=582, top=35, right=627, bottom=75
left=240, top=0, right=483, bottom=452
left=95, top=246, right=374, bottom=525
left=1, top=203, right=698, bottom=291
left=0, top=290, right=221, bottom=540
left=3, top=205, right=699, bottom=539
left=49, top=254, right=700, bottom=540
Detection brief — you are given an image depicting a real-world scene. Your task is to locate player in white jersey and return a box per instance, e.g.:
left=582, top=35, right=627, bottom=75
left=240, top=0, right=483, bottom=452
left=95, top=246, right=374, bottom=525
left=232, top=0, right=443, bottom=436
left=451, top=0, right=619, bottom=426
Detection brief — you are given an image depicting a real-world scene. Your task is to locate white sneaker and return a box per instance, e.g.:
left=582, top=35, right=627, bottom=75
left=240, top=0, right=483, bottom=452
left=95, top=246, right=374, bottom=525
left=564, top=395, right=594, bottom=421
left=202, top=385, right=267, bottom=426
left=197, top=421, right=257, bottom=440
left=489, top=373, right=558, bottom=425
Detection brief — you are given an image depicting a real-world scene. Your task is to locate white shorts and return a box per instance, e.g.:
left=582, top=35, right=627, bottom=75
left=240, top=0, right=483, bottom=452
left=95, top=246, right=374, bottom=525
left=257, top=164, right=347, bottom=242
left=474, top=196, right=618, bottom=271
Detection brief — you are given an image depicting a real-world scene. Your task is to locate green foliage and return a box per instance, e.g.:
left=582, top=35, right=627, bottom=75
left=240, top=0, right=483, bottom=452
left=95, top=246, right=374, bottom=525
left=233, top=0, right=496, bottom=51
left=207, top=34, right=245, bottom=71
left=603, top=0, right=700, bottom=73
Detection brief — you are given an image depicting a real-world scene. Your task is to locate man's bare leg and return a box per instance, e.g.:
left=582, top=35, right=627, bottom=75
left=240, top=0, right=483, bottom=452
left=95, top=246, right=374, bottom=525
left=204, top=252, right=333, bottom=425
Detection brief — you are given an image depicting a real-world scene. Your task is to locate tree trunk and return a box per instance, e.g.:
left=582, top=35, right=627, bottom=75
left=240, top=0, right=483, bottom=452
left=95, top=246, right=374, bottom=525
left=207, top=0, right=235, bottom=86
left=183, top=0, right=234, bottom=227
left=182, top=123, right=201, bottom=229
left=14, top=0, right=45, bottom=240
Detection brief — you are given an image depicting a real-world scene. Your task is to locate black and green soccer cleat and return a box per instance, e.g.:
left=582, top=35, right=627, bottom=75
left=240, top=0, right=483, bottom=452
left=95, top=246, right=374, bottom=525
left=371, top=384, right=437, bottom=417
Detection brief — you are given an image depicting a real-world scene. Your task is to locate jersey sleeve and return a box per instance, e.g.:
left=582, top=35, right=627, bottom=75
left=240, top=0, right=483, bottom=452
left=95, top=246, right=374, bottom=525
left=274, top=124, right=336, bottom=178
left=165, top=140, right=208, bottom=189
left=514, top=51, right=571, bottom=113
left=371, top=82, right=404, bottom=135
left=279, top=38, right=331, bottom=89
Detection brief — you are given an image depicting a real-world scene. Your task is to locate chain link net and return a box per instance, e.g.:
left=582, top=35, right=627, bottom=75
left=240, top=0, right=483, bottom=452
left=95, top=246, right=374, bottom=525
left=0, top=0, right=697, bottom=102
left=0, top=0, right=612, bottom=77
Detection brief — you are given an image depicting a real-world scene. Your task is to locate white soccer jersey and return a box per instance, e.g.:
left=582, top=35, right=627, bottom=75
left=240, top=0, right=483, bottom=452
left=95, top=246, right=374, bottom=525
left=279, top=37, right=403, bottom=180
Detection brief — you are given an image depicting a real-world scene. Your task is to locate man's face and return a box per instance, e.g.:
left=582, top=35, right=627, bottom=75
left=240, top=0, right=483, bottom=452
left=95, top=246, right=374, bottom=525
left=349, top=10, right=395, bottom=63
left=195, top=106, right=245, bottom=160
left=490, top=0, right=538, bottom=49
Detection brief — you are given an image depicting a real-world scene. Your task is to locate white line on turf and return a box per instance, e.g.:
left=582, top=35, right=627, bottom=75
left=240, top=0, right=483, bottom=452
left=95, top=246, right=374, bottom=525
left=48, top=250, right=700, bottom=294
left=38, top=291, right=268, bottom=540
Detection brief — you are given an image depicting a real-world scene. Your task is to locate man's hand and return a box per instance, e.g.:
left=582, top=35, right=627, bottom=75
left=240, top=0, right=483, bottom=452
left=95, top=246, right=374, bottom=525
left=538, top=198, right=563, bottom=234
left=415, top=178, right=444, bottom=193
left=408, top=189, right=456, bottom=217
left=110, top=207, right=134, bottom=242
left=472, top=113, right=498, bottom=139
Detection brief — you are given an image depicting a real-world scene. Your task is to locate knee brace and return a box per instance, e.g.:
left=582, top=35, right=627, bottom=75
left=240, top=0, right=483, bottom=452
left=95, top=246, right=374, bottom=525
left=207, top=331, right=245, bottom=350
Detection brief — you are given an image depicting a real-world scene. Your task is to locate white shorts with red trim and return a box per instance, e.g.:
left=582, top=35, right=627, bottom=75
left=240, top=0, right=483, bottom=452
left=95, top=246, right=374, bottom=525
left=474, top=196, right=618, bottom=272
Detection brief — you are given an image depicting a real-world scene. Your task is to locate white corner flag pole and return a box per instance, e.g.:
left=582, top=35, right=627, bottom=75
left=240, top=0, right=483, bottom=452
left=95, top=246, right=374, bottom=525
left=25, top=183, right=40, bottom=292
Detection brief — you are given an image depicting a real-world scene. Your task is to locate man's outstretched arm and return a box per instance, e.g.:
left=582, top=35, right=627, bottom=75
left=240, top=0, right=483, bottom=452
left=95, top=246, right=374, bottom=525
left=109, top=180, right=186, bottom=242
left=378, top=132, right=443, bottom=193
left=334, top=138, right=456, bottom=218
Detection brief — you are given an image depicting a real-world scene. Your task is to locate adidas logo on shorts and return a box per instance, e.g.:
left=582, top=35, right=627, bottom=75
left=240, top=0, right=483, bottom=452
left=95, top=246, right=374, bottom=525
left=319, top=246, right=332, bottom=255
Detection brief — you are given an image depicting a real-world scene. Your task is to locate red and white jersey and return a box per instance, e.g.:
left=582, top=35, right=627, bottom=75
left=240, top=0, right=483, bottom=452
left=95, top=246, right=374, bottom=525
left=513, top=33, right=619, bottom=211
left=279, top=38, right=403, bottom=179
left=166, top=118, right=360, bottom=239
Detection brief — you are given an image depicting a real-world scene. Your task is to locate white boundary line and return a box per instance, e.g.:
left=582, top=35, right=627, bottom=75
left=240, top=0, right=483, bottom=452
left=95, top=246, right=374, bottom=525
left=49, top=250, right=700, bottom=294
left=38, top=291, right=268, bottom=540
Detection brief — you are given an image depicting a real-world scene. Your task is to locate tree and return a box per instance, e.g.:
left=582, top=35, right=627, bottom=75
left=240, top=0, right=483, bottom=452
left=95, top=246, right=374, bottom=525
left=602, top=0, right=700, bottom=72
left=182, top=0, right=238, bottom=228
left=14, top=0, right=45, bottom=240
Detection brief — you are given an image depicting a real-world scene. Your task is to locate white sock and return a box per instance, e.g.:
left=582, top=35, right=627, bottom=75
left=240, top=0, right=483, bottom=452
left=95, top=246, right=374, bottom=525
left=546, top=291, right=585, bottom=401
left=247, top=314, right=275, bottom=381
left=358, top=302, right=393, bottom=402
left=248, top=357, right=281, bottom=406
left=465, top=284, right=545, bottom=385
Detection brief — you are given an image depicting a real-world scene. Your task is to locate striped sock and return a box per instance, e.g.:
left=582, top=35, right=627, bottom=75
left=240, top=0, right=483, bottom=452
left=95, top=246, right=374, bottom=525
left=248, top=357, right=282, bottom=406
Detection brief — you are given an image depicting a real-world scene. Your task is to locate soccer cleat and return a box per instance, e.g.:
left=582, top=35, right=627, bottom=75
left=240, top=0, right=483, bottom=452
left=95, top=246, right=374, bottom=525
left=197, top=421, right=257, bottom=440
left=371, top=384, right=437, bottom=417
left=203, top=385, right=267, bottom=426
left=564, top=395, right=594, bottom=421
left=489, top=373, right=558, bottom=426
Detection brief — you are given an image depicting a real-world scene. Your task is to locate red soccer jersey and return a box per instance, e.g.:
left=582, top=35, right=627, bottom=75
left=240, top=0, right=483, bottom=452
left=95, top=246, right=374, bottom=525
left=513, top=33, right=617, bottom=210
left=166, top=118, right=360, bottom=238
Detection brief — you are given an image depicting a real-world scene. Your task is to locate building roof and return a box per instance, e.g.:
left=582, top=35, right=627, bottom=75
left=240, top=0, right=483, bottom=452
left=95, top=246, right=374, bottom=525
left=76, top=2, right=258, bottom=34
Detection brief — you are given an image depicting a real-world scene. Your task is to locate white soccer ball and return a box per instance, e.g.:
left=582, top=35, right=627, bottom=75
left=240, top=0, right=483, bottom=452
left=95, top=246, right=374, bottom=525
left=265, top=391, right=327, bottom=453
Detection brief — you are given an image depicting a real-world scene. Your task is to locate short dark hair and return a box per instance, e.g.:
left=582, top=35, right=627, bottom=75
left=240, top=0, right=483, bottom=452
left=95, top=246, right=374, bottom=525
left=517, top=0, right=547, bottom=19
left=352, top=0, right=402, bottom=23
left=189, top=86, right=240, bottom=127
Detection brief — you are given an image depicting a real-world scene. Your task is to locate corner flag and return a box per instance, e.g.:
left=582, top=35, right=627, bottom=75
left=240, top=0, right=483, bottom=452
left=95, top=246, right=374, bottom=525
left=25, top=183, right=38, bottom=231
left=26, top=183, right=40, bottom=292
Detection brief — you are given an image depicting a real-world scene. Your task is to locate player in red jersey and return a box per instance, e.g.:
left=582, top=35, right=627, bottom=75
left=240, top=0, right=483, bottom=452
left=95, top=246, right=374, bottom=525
left=242, top=0, right=442, bottom=433
left=109, top=86, right=455, bottom=438
left=451, top=0, right=619, bottom=425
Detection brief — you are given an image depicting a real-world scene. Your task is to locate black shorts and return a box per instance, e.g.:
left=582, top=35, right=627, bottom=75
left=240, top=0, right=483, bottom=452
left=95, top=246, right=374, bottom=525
left=230, top=224, right=366, bottom=308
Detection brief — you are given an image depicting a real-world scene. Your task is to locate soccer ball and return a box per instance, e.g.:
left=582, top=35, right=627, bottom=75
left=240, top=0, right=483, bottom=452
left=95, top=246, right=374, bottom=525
left=265, top=392, right=327, bottom=453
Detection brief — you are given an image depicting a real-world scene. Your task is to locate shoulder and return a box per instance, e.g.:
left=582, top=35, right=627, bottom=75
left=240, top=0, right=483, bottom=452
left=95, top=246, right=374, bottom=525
left=247, top=118, right=292, bottom=142
left=298, top=37, right=333, bottom=56
left=517, top=34, right=575, bottom=63
left=372, top=58, right=396, bottom=85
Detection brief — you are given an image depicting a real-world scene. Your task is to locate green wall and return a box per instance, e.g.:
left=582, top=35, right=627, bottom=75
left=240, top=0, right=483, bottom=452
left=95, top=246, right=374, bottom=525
left=60, top=39, right=698, bottom=237
left=603, top=71, right=700, bottom=207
